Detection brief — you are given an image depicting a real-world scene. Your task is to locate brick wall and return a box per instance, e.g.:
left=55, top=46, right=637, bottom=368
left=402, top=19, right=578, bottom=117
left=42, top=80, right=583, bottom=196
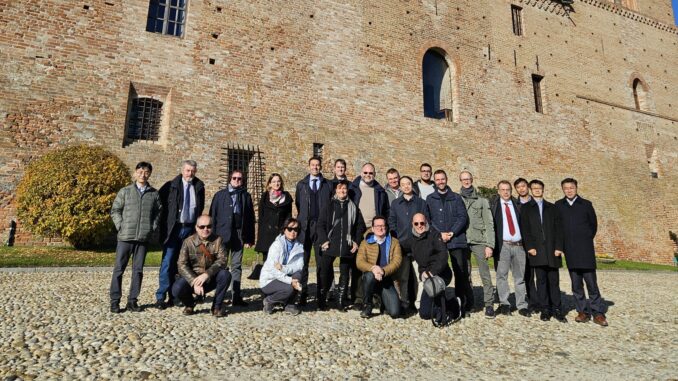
left=1, top=0, right=676, bottom=264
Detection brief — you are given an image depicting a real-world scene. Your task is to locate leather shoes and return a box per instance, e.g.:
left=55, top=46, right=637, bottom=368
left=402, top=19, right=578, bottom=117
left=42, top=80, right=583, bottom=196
left=232, top=298, right=249, bottom=307
left=575, top=312, right=591, bottom=323
left=593, top=314, right=609, bottom=327
left=212, top=306, right=227, bottom=318
left=182, top=306, right=194, bottom=315
left=360, top=304, right=373, bottom=319
left=518, top=308, right=532, bottom=318
left=553, top=310, right=568, bottom=323
left=155, top=300, right=168, bottom=310
left=540, top=311, right=552, bottom=321
left=496, top=305, right=512, bottom=316
left=110, top=302, right=121, bottom=314
left=126, top=301, right=141, bottom=312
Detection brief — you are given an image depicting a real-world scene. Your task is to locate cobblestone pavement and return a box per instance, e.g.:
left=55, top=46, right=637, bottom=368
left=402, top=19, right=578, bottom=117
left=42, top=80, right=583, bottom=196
left=0, top=269, right=676, bottom=380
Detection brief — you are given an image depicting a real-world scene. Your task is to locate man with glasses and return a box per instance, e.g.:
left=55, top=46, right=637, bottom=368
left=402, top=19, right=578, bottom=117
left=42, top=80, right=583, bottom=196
left=295, top=156, right=332, bottom=306
left=349, top=162, right=389, bottom=307
left=109, top=162, right=162, bottom=313
left=155, top=159, right=205, bottom=310
left=458, top=171, right=496, bottom=318
left=210, top=169, right=255, bottom=307
left=415, top=163, right=435, bottom=200
left=425, top=169, right=472, bottom=314
left=356, top=216, right=402, bottom=319
left=172, top=215, right=231, bottom=317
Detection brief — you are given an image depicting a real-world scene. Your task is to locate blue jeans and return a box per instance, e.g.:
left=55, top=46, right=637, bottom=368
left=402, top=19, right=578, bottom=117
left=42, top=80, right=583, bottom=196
left=156, top=225, right=194, bottom=302
left=362, top=272, right=401, bottom=318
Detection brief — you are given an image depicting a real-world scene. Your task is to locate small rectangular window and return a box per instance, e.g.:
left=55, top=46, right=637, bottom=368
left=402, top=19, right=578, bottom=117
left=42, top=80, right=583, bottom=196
left=532, top=74, right=543, bottom=113
left=146, top=0, right=187, bottom=37
left=511, top=5, right=523, bottom=36
left=312, top=143, right=324, bottom=161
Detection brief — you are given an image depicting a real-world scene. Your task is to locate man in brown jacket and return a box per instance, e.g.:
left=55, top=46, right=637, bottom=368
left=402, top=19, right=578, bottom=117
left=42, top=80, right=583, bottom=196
left=356, top=216, right=402, bottom=319
left=172, top=215, right=232, bottom=317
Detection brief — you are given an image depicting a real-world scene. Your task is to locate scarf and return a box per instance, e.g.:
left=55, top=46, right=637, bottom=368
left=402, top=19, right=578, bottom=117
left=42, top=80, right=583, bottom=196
left=228, top=185, right=244, bottom=214
left=328, top=197, right=357, bottom=245
left=460, top=186, right=475, bottom=198
left=269, top=190, right=284, bottom=204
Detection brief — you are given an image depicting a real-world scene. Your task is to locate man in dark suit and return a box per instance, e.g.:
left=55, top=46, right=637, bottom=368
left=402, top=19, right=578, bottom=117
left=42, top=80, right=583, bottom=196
left=520, top=179, right=566, bottom=322
left=555, top=178, right=608, bottom=327
left=155, top=160, right=205, bottom=309
left=295, top=156, right=332, bottom=306
left=210, top=169, right=255, bottom=307
left=490, top=180, right=529, bottom=318
left=514, top=177, right=537, bottom=312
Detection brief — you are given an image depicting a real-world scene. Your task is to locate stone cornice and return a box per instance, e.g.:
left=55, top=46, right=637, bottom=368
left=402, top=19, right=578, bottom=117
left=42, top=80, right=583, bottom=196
left=517, top=0, right=678, bottom=35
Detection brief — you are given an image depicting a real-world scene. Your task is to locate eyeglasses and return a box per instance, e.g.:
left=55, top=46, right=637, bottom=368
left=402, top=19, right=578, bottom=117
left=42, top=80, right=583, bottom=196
left=363, top=172, right=374, bottom=175
left=285, top=226, right=300, bottom=232
left=197, top=225, right=212, bottom=230
left=231, top=177, right=243, bottom=181
left=460, top=178, right=472, bottom=182
left=413, top=222, right=426, bottom=227
left=373, top=225, right=386, bottom=229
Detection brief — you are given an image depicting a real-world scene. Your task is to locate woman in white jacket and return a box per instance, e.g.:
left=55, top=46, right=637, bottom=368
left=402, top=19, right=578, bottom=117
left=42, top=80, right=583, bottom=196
left=259, top=217, right=305, bottom=315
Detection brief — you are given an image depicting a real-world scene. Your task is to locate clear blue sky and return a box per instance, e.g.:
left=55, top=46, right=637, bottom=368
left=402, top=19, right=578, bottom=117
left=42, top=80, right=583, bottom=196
left=674, top=0, right=678, bottom=25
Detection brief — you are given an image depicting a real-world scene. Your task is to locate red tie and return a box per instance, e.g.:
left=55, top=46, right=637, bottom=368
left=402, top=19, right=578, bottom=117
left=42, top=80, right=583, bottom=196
left=505, top=202, right=516, bottom=236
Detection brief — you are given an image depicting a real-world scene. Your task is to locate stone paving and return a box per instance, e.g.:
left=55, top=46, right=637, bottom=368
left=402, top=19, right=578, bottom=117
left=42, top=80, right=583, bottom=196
left=0, top=269, right=676, bottom=380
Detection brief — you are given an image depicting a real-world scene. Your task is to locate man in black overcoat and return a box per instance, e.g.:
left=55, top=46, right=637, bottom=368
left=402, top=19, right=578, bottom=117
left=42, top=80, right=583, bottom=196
left=555, top=178, right=608, bottom=327
left=520, top=180, right=567, bottom=322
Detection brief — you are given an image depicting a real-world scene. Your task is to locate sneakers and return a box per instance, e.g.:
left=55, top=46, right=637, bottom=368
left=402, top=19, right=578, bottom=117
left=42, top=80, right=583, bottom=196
left=263, top=299, right=274, bottom=315
left=110, top=302, right=121, bottom=314
left=484, top=306, right=496, bottom=319
left=518, top=308, right=532, bottom=318
left=360, top=304, right=373, bottom=319
left=284, top=304, right=301, bottom=316
left=126, top=301, right=141, bottom=312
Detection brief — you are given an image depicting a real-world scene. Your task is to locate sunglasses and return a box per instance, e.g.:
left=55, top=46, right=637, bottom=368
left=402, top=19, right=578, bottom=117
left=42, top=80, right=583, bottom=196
left=231, top=177, right=243, bottom=181
left=197, top=225, right=212, bottom=230
left=413, top=222, right=426, bottom=227
left=285, top=226, right=300, bottom=232
left=363, top=172, right=374, bottom=175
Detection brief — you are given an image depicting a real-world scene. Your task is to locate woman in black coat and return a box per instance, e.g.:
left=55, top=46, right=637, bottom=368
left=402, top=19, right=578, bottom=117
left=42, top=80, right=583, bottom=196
left=316, top=180, right=366, bottom=311
left=254, top=174, right=293, bottom=261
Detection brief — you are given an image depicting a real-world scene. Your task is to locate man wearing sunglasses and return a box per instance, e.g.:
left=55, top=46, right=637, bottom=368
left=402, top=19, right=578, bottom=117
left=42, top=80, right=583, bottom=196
left=210, top=169, right=256, bottom=307
left=172, top=215, right=231, bottom=317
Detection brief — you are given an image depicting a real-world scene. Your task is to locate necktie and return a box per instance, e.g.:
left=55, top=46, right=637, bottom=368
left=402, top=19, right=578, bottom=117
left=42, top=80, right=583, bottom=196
left=182, top=183, right=191, bottom=223
left=312, top=178, right=318, bottom=192
left=505, top=202, right=516, bottom=236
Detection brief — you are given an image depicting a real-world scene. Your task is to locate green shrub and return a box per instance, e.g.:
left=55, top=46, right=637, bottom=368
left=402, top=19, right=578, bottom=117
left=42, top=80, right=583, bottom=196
left=16, top=145, right=130, bottom=249
left=477, top=185, right=498, bottom=200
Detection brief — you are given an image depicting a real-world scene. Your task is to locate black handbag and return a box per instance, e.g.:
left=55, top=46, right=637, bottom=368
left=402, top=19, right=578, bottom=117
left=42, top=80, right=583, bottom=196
left=423, top=271, right=446, bottom=298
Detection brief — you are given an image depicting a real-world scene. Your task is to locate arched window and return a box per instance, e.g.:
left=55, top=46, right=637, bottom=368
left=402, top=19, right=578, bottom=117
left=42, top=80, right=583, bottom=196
left=422, top=49, right=453, bottom=120
left=632, top=78, right=647, bottom=111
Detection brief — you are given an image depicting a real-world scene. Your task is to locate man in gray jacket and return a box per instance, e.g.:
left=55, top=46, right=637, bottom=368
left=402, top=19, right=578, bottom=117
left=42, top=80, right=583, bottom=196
left=459, top=171, right=496, bottom=318
left=109, top=162, right=162, bottom=313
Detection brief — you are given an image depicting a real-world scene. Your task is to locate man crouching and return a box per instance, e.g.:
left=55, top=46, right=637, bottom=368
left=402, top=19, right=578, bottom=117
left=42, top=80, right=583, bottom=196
left=172, top=215, right=232, bottom=317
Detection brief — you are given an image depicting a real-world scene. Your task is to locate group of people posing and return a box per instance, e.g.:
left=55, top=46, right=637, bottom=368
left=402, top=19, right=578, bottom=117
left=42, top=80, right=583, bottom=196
left=108, top=157, right=608, bottom=327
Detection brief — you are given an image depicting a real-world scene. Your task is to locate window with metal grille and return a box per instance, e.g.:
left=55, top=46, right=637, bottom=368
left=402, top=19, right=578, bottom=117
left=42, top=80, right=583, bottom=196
left=126, top=97, right=163, bottom=141
left=146, top=0, right=187, bottom=37
left=312, top=143, right=324, bottom=161
left=511, top=5, right=523, bottom=36
left=532, top=74, right=543, bottom=113
left=220, top=144, right=266, bottom=205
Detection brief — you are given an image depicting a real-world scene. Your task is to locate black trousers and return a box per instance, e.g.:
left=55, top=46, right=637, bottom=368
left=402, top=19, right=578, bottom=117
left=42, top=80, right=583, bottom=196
left=533, top=266, right=561, bottom=312
left=319, top=255, right=351, bottom=296
left=524, top=264, right=538, bottom=308
left=449, top=248, right=473, bottom=310
left=301, top=221, right=321, bottom=300
left=569, top=269, right=605, bottom=316
left=110, top=241, right=148, bottom=303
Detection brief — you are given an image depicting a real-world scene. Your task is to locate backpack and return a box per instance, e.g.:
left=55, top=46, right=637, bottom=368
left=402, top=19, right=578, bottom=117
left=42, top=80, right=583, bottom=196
left=431, top=294, right=462, bottom=328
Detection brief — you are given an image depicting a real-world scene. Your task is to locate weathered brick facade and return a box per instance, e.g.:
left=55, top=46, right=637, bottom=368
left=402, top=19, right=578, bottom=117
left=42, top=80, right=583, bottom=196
left=1, top=0, right=676, bottom=263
